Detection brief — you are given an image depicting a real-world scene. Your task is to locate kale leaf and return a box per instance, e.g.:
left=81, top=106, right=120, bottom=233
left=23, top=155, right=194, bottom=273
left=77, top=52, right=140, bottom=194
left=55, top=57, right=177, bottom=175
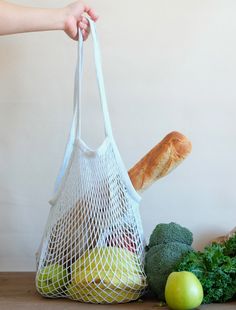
left=224, top=233, right=236, bottom=257
left=176, top=241, right=236, bottom=303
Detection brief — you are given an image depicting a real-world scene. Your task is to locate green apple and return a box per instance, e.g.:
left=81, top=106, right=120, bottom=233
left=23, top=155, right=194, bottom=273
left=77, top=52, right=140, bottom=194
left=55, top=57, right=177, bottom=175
left=36, top=263, right=69, bottom=296
left=165, top=271, right=203, bottom=310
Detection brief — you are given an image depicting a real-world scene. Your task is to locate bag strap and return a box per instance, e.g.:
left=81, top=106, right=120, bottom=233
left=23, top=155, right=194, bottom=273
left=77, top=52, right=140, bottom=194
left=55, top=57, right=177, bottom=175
left=74, top=17, right=113, bottom=140
left=53, top=18, right=113, bottom=192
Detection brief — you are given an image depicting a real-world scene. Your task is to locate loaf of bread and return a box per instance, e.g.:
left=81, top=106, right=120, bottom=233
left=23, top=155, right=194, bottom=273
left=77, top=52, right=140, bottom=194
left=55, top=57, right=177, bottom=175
left=211, top=227, right=236, bottom=244
left=128, top=131, right=192, bottom=192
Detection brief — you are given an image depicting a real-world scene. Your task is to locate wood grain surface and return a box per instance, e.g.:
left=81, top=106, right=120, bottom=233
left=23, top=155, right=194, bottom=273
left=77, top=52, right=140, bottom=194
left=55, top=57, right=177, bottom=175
left=0, top=273, right=235, bottom=310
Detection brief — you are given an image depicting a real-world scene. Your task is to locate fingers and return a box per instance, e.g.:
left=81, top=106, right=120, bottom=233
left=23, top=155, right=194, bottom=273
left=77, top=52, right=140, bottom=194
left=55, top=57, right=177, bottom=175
left=78, top=17, right=90, bottom=41
left=73, top=4, right=99, bottom=41
left=81, top=28, right=89, bottom=41
left=79, top=16, right=89, bottom=30
left=84, top=5, right=99, bottom=21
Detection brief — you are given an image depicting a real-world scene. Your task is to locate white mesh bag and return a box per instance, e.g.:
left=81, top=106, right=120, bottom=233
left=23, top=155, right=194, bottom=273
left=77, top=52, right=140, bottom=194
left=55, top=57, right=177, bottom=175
left=36, top=18, right=147, bottom=304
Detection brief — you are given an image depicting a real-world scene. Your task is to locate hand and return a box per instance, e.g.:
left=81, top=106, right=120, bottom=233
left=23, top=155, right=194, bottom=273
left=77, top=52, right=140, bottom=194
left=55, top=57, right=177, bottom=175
left=63, top=1, right=98, bottom=40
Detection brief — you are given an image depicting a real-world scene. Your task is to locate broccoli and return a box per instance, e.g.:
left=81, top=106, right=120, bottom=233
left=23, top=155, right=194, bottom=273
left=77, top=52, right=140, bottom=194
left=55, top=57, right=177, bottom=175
left=145, top=242, right=193, bottom=300
left=148, top=222, right=193, bottom=248
left=145, top=222, right=194, bottom=300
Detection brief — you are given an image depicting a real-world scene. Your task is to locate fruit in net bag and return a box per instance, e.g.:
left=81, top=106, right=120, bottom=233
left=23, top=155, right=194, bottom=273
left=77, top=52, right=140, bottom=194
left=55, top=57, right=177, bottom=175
left=67, top=246, right=146, bottom=303
left=36, top=263, right=69, bottom=296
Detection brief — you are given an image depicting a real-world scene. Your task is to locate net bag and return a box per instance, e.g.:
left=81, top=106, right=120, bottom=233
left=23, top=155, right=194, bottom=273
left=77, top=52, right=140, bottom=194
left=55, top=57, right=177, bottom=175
left=36, top=18, right=147, bottom=304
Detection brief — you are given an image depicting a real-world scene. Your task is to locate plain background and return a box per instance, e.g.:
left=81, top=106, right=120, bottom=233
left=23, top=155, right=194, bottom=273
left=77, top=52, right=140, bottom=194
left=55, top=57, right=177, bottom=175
left=0, top=0, right=236, bottom=271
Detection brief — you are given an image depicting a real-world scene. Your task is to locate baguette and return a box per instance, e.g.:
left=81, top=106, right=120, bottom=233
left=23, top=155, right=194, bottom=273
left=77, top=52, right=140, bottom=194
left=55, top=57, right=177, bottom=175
left=128, top=131, right=192, bottom=192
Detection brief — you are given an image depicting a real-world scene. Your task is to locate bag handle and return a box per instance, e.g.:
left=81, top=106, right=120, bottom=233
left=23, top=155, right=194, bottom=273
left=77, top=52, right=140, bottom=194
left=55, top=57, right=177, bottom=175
left=54, top=18, right=112, bottom=192
left=73, top=17, right=113, bottom=140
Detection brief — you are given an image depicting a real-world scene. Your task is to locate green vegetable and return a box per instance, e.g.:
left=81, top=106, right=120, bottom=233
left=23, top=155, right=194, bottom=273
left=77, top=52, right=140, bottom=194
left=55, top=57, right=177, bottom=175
left=145, top=242, right=193, bottom=300
left=145, top=222, right=194, bottom=300
left=148, top=222, right=193, bottom=249
left=224, top=233, right=236, bottom=257
left=176, top=235, right=236, bottom=303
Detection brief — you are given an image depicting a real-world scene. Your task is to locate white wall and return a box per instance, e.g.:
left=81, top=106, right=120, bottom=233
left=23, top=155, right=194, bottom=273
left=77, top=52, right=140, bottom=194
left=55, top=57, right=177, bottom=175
left=0, top=0, right=236, bottom=271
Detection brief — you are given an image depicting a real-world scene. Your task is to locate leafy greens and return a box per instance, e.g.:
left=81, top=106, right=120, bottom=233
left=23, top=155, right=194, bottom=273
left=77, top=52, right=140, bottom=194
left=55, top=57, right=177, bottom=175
left=176, top=234, right=236, bottom=303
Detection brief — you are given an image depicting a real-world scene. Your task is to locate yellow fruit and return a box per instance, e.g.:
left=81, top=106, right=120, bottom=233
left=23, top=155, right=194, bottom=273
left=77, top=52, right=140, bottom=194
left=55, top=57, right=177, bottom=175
left=73, top=269, right=122, bottom=289
left=71, top=247, right=141, bottom=275
left=70, top=247, right=146, bottom=291
left=72, top=268, right=146, bottom=291
left=67, top=282, right=141, bottom=303
left=67, top=247, right=147, bottom=303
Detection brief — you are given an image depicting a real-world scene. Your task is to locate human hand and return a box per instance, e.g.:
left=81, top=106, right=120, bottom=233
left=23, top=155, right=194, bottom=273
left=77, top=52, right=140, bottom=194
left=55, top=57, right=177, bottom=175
left=63, top=1, right=98, bottom=40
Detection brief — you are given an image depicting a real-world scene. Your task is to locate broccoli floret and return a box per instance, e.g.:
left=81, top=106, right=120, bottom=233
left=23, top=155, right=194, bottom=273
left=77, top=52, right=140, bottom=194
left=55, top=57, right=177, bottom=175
left=148, top=222, right=193, bottom=248
left=145, top=242, right=193, bottom=300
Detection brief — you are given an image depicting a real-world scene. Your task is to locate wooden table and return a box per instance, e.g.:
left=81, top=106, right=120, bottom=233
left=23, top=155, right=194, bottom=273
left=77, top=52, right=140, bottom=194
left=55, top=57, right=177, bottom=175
left=0, top=273, right=235, bottom=310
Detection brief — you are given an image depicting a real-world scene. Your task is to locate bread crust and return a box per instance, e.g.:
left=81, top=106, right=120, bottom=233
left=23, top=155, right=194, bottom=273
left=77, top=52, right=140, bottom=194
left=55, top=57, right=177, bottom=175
left=211, top=227, right=236, bottom=244
left=128, top=131, right=192, bottom=192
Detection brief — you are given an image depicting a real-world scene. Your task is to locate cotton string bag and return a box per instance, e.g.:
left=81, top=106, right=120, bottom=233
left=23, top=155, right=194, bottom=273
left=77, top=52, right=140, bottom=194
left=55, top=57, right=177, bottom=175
left=35, top=18, right=147, bottom=304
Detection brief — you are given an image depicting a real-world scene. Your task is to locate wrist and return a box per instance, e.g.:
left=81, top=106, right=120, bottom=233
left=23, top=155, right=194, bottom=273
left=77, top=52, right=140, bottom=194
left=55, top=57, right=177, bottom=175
left=60, top=5, right=77, bottom=33
left=55, top=8, right=67, bottom=31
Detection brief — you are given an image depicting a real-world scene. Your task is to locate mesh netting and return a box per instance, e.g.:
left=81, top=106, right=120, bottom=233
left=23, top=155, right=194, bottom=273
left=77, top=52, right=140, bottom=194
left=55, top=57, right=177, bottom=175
left=35, top=17, right=147, bottom=304
left=36, top=142, right=147, bottom=303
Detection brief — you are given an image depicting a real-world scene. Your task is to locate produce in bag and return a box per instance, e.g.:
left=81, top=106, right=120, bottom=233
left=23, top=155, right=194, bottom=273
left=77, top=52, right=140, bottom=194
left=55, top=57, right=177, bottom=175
left=36, top=18, right=147, bottom=303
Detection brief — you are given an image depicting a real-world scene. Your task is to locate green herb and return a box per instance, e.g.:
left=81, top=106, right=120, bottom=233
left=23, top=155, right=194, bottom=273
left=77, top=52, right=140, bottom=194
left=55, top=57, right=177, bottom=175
left=176, top=239, right=236, bottom=303
left=224, top=233, right=236, bottom=257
